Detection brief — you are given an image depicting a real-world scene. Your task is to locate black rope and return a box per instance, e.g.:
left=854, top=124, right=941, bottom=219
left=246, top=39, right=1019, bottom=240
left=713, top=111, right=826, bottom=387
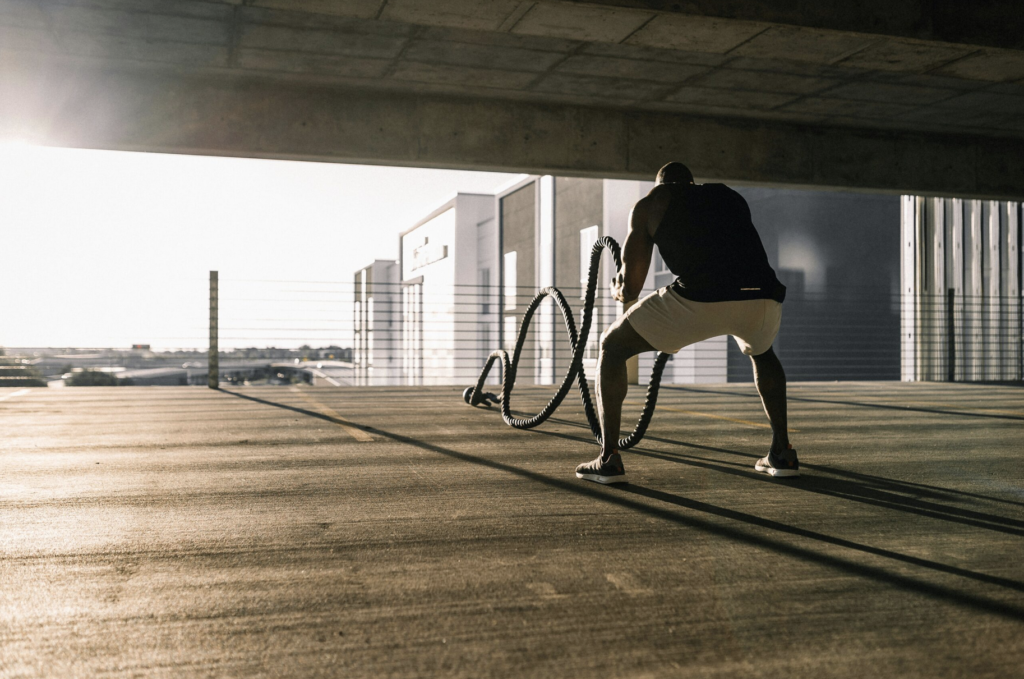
left=463, top=236, right=670, bottom=450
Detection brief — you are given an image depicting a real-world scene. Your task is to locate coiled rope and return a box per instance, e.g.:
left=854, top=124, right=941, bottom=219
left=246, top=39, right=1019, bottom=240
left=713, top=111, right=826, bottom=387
left=463, top=236, right=670, bottom=450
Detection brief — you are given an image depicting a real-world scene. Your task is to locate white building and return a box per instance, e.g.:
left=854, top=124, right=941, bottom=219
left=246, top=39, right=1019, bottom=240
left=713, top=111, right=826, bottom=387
left=357, top=179, right=975, bottom=387
left=495, top=176, right=728, bottom=387
left=352, top=259, right=399, bottom=385
left=354, top=179, right=732, bottom=388
left=398, top=193, right=498, bottom=385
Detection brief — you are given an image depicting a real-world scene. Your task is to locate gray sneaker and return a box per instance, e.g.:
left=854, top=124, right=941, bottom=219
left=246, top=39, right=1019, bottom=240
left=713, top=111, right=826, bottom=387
left=754, top=447, right=800, bottom=478
left=575, top=452, right=628, bottom=484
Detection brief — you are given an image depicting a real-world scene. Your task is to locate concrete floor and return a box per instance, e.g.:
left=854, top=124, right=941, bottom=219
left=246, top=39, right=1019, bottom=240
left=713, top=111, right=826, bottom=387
left=1, top=382, right=1023, bottom=678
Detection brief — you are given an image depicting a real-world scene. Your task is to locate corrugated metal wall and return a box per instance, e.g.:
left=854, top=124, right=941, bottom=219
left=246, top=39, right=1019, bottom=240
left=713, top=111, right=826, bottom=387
left=901, top=196, right=1022, bottom=381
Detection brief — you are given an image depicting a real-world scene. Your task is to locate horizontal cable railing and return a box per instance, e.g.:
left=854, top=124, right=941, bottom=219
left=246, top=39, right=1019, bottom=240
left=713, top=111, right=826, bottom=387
left=177, top=277, right=1022, bottom=387
left=23, top=279, right=1015, bottom=387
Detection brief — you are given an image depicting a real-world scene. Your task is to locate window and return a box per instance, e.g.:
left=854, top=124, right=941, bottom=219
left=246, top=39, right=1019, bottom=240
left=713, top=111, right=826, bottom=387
left=504, top=251, right=517, bottom=310
left=504, top=316, right=518, bottom=352
left=579, top=225, right=599, bottom=297
left=479, top=268, right=490, bottom=315
left=402, top=283, right=423, bottom=385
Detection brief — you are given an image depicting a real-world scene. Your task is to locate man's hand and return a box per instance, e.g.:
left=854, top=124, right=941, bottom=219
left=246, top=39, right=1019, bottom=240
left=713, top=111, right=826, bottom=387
left=610, top=272, right=626, bottom=303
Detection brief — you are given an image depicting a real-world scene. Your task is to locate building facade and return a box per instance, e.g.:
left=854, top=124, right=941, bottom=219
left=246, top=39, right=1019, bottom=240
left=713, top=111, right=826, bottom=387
left=356, top=180, right=988, bottom=387
left=495, top=176, right=729, bottom=387
left=901, top=197, right=1022, bottom=382
left=398, top=193, right=497, bottom=385
left=730, top=187, right=903, bottom=382
left=352, top=259, right=399, bottom=385
left=359, top=176, right=730, bottom=388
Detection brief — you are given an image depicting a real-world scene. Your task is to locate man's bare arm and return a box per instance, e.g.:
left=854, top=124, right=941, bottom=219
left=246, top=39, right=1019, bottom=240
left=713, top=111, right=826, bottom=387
left=611, top=196, right=655, bottom=304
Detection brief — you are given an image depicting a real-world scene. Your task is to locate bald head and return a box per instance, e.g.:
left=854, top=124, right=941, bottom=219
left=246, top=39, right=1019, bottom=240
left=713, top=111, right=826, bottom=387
left=656, top=162, right=694, bottom=185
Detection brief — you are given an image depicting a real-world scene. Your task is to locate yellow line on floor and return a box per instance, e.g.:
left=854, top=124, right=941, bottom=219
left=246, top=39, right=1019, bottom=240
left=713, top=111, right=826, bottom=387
left=289, top=388, right=374, bottom=442
left=626, top=401, right=798, bottom=432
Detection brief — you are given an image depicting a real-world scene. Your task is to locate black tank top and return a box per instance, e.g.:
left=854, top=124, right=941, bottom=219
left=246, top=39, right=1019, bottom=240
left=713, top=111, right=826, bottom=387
left=653, top=183, right=785, bottom=303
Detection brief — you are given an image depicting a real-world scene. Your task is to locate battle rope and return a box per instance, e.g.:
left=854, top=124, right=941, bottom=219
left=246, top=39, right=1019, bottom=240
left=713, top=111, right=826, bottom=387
left=462, top=236, right=670, bottom=450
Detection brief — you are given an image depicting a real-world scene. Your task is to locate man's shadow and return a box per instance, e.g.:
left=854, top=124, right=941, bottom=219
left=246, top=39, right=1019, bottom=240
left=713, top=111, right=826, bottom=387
left=537, top=412, right=1024, bottom=536
left=662, top=384, right=1024, bottom=423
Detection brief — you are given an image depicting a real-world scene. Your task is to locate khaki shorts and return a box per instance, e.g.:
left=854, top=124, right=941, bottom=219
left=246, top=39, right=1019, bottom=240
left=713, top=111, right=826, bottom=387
left=625, top=286, right=782, bottom=356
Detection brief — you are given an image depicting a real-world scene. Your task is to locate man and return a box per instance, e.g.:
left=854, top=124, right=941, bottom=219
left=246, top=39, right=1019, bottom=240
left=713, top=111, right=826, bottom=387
left=575, top=162, right=798, bottom=484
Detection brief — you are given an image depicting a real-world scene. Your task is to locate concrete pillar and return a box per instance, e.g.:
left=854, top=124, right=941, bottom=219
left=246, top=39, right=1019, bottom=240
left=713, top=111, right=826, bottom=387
left=208, top=271, right=218, bottom=389
left=537, top=176, right=555, bottom=386
left=900, top=196, right=919, bottom=382
left=602, top=180, right=639, bottom=383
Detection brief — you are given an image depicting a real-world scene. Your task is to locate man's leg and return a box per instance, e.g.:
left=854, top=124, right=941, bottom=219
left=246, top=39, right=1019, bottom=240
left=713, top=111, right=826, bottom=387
left=751, top=346, right=789, bottom=453
left=597, top=317, right=655, bottom=457
left=576, top=316, right=654, bottom=484
left=751, top=346, right=798, bottom=476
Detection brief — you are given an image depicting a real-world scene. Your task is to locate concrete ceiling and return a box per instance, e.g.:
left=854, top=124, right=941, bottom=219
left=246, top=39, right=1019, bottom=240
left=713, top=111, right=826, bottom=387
left=1, top=0, right=1022, bottom=196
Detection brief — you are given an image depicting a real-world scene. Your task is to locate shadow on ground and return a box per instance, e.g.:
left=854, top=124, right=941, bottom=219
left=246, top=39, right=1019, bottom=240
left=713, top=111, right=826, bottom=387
left=222, top=388, right=1024, bottom=623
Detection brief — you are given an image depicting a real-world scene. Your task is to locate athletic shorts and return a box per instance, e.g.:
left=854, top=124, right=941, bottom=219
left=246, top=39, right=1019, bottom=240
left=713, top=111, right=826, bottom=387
left=624, top=285, right=782, bottom=356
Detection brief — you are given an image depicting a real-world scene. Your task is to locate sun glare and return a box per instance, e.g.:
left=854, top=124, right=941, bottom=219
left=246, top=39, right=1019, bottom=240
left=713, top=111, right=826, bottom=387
left=0, top=138, right=38, bottom=162
left=0, top=138, right=33, bottom=150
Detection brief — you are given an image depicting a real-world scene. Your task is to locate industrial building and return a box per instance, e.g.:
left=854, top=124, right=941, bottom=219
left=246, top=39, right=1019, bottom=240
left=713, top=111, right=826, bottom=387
left=359, top=177, right=736, bottom=387
left=352, top=260, right=399, bottom=386
left=358, top=183, right=1023, bottom=387
left=396, top=192, right=496, bottom=385
left=901, top=197, right=1022, bottom=382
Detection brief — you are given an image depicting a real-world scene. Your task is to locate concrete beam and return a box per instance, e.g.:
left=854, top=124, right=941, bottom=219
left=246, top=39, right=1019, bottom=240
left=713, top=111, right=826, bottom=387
left=242, top=1, right=1024, bottom=51
left=568, top=0, right=1024, bottom=51
left=2, top=63, right=1021, bottom=200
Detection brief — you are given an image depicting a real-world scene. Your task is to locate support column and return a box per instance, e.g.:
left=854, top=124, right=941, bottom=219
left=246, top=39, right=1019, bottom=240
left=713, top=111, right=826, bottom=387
left=900, top=196, right=919, bottom=381
left=208, top=271, right=218, bottom=389
left=537, top=176, right=556, bottom=386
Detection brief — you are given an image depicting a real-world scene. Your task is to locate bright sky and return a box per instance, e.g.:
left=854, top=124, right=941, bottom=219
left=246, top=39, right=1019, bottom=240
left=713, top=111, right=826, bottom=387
left=0, top=143, right=520, bottom=350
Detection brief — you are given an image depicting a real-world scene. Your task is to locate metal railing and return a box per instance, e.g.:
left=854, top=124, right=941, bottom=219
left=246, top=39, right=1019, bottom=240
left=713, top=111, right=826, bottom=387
left=903, top=290, right=1023, bottom=383
left=199, top=276, right=1023, bottom=387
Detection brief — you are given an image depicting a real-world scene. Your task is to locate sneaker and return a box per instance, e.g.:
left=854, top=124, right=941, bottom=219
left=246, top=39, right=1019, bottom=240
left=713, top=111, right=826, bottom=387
left=754, top=447, right=800, bottom=478
left=575, top=452, right=628, bottom=485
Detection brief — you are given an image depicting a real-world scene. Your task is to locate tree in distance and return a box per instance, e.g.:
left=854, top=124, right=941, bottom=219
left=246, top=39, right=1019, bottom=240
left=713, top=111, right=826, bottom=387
left=67, top=370, right=121, bottom=387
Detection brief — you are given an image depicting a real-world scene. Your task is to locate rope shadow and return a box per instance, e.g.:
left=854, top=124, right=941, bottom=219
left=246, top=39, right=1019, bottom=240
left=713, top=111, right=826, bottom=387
left=219, top=388, right=1024, bottom=622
